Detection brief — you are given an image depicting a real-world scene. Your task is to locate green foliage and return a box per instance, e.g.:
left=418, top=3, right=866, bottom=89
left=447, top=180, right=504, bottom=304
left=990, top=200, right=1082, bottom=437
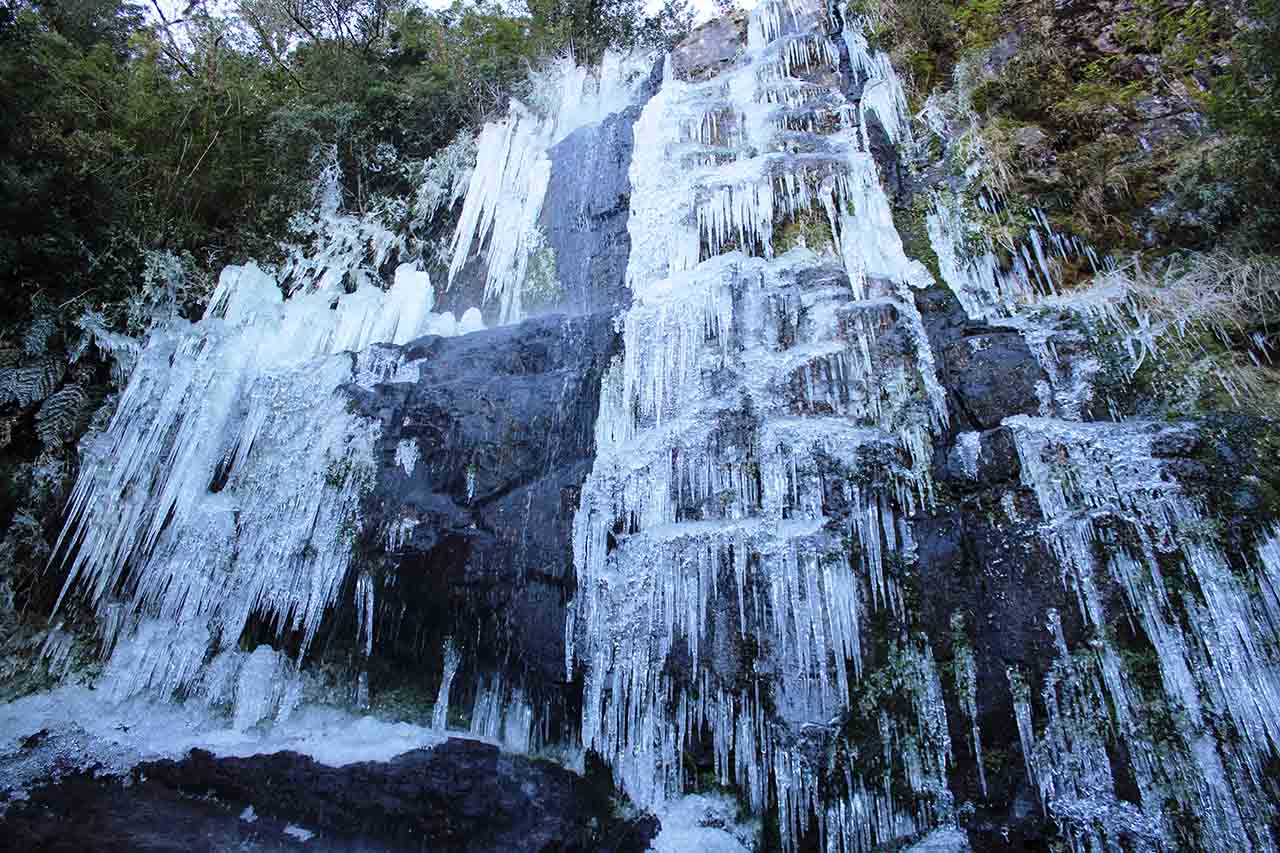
left=1207, top=0, right=1280, bottom=250
left=950, top=0, right=1001, bottom=53
left=910, top=0, right=1279, bottom=256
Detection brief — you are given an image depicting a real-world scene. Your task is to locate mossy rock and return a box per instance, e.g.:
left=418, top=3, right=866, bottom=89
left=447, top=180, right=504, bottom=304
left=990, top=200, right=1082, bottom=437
left=891, top=193, right=943, bottom=284
left=774, top=208, right=836, bottom=255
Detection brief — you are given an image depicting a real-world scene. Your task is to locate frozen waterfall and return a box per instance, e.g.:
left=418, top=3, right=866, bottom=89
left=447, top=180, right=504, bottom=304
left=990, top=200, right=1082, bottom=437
left=9, top=3, right=1280, bottom=852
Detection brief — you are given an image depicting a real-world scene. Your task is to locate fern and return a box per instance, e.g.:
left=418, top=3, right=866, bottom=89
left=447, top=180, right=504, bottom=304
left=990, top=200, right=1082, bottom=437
left=0, top=356, right=66, bottom=409
left=22, top=312, right=58, bottom=357
left=36, top=384, right=89, bottom=446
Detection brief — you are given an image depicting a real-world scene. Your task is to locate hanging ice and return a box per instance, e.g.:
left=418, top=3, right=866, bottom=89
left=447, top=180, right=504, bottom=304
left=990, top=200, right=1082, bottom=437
left=51, top=252, right=479, bottom=709
left=570, top=6, right=953, bottom=852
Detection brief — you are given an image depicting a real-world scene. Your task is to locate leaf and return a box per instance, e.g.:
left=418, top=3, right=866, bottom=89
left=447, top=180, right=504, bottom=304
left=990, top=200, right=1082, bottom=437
left=23, top=312, right=58, bottom=357
left=0, top=356, right=67, bottom=410
left=36, top=384, right=90, bottom=447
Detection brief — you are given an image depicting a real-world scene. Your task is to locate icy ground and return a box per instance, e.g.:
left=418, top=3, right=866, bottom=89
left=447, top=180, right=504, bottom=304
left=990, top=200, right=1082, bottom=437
left=0, top=687, right=448, bottom=805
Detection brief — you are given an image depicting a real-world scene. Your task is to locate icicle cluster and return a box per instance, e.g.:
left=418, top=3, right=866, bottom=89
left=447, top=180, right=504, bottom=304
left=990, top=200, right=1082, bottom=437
left=917, top=48, right=1280, bottom=848
left=571, top=6, right=953, bottom=851
left=52, top=259, right=479, bottom=712
left=998, top=417, right=1280, bottom=851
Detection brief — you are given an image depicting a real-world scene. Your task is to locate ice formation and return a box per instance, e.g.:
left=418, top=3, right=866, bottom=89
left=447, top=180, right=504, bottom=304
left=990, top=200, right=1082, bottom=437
left=997, top=418, right=1280, bottom=851
left=50, top=250, right=481, bottom=715
left=570, top=4, right=954, bottom=851
left=917, top=33, right=1280, bottom=853
left=12, top=3, right=1280, bottom=852
left=446, top=51, right=656, bottom=324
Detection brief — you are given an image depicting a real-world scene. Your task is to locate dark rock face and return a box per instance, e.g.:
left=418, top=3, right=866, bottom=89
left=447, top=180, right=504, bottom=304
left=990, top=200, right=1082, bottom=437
left=538, top=108, right=641, bottom=317
left=0, top=739, right=658, bottom=853
left=906, top=283, right=1072, bottom=847
left=912, top=488, right=1074, bottom=848
left=914, top=285, right=1045, bottom=430
left=333, top=312, right=619, bottom=725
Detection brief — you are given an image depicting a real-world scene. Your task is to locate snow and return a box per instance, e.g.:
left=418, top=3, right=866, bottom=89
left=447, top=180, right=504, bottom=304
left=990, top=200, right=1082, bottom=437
left=647, top=793, right=758, bottom=852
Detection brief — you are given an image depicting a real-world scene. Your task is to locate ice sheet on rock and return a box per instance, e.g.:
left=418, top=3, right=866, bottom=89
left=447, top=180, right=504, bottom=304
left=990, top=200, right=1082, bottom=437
left=648, top=793, right=760, bottom=853
left=952, top=432, right=981, bottom=480
left=447, top=51, right=654, bottom=324
left=0, top=685, right=448, bottom=802
left=572, top=10, right=955, bottom=852
left=842, top=22, right=911, bottom=147
left=1003, top=416, right=1280, bottom=851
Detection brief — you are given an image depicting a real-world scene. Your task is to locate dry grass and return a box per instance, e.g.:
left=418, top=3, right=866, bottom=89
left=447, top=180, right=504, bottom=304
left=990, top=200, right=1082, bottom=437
left=1120, top=251, right=1280, bottom=345
left=1093, top=251, right=1280, bottom=408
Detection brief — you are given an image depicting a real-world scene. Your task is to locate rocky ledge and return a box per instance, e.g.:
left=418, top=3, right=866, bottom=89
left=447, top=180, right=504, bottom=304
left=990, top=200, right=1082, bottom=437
left=0, top=738, right=657, bottom=853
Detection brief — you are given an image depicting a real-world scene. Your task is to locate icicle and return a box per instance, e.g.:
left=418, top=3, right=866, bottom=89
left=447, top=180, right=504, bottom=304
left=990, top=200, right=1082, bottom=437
left=433, top=638, right=460, bottom=730
left=569, top=10, right=955, bottom=851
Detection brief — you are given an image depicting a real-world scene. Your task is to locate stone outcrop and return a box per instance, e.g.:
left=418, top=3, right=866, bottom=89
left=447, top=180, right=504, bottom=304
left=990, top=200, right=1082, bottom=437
left=1, top=739, right=657, bottom=853
left=332, top=312, right=620, bottom=731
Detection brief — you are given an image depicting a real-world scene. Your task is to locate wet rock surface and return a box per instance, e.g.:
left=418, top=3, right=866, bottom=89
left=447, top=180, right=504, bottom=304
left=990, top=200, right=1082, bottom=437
left=914, top=285, right=1045, bottom=430
left=0, top=738, right=657, bottom=853
left=331, top=311, right=619, bottom=720
left=536, top=59, right=662, bottom=318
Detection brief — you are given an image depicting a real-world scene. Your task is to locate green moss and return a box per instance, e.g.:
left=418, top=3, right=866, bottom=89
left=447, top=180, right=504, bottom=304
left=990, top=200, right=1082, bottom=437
left=891, top=193, right=942, bottom=283
left=951, top=0, right=1003, bottom=54
left=828, top=640, right=946, bottom=811
left=522, top=233, right=564, bottom=311
left=774, top=208, right=836, bottom=254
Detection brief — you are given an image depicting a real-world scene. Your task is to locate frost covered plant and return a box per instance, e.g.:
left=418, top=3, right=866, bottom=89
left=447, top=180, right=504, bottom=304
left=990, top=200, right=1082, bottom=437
left=1083, top=251, right=1280, bottom=407
left=1119, top=251, right=1280, bottom=345
left=129, top=249, right=216, bottom=332
left=916, top=63, right=1013, bottom=202
left=71, top=310, right=141, bottom=386
left=408, top=131, right=477, bottom=231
